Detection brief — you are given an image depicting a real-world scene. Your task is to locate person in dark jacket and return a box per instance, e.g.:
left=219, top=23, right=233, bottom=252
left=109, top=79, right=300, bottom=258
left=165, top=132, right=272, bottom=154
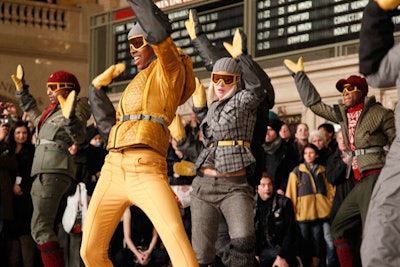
left=5, top=121, right=38, bottom=267
left=255, top=174, right=299, bottom=267
left=263, top=118, right=299, bottom=195
left=326, top=130, right=361, bottom=267
left=325, top=131, right=355, bottom=222
left=83, top=124, right=108, bottom=196
left=0, top=123, right=20, bottom=266
left=318, top=123, right=338, bottom=154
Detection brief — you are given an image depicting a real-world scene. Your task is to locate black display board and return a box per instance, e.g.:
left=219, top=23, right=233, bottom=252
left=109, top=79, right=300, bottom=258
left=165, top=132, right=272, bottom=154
left=255, top=0, right=400, bottom=57
left=111, top=0, right=400, bottom=82
left=114, top=21, right=137, bottom=81
left=169, top=0, right=243, bottom=68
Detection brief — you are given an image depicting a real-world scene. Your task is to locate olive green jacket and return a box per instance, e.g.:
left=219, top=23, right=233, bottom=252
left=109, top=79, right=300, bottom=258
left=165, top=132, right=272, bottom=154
left=293, top=71, right=395, bottom=177
left=15, top=89, right=89, bottom=179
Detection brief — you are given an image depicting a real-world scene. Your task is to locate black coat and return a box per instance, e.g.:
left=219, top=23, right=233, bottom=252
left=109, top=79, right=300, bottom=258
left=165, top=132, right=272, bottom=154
left=263, top=138, right=299, bottom=192
left=325, top=147, right=355, bottom=221
left=255, top=194, right=299, bottom=266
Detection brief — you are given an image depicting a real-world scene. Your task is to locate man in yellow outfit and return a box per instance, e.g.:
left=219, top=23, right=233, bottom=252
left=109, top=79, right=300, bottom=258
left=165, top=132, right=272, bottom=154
left=80, top=1, right=198, bottom=266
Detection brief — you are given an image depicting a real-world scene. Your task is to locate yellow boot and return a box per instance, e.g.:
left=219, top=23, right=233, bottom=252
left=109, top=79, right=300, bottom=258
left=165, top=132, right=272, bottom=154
left=375, top=0, right=400, bottom=10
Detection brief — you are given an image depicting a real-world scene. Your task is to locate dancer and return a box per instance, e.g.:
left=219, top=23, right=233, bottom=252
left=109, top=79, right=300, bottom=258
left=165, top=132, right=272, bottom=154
left=284, top=53, right=395, bottom=267
left=189, top=28, right=268, bottom=266
left=80, top=1, right=197, bottom=266
left=11, top=65, right=88, bottom=267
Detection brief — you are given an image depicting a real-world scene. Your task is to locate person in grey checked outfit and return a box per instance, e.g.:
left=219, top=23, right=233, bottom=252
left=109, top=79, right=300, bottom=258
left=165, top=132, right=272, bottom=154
left=11, top=66, right=89, bottom=267
left=189, top=29, right=269, bottom=267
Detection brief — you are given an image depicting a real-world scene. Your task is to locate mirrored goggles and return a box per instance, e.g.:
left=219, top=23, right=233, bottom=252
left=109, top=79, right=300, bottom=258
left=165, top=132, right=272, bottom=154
left=342, top=84, right=360, bottom=95
left=128, top=35, right=148, bottom=51
left=211, top=73, right=240, bottom=86
left=47, top=82, right=75, bottom=93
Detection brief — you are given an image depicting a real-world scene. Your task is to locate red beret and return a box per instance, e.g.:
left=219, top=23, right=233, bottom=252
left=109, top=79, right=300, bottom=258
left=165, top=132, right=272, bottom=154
left=47, top=70, right=80, bottom=94
left=336, top=75, right=368, bottom=97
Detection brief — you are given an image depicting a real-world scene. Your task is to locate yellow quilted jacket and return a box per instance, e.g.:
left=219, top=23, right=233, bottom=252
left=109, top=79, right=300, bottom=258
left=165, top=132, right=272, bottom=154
left=107, top=37, right=195, bottom=156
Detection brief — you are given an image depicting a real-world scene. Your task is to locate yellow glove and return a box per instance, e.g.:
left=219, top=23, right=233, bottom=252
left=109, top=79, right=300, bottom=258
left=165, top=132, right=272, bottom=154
left=223, top=29, right=244, bottom=59
left=375, top=0, right=400, bottom=10
left=184, top=9, right=202, bottom=40
left=92, top=63, right=126, bottom=90
left=173, top=160, right=196, bottom=177
left=192, top=77, right=206, bottom=108
left=10, top=65, right=24, bottom=91
left=57, top=90, right=76, bottom=119
left=283, top=57, right=304, bottom=76
left=169, top=114, right=186, bottom=142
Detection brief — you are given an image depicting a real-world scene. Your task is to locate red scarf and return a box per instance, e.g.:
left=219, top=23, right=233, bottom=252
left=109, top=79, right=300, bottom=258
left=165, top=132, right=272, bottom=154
left=38, top=103, right=58, bottom=131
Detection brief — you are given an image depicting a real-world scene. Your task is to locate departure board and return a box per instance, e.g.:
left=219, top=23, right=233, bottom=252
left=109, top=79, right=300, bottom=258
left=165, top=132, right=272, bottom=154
left=255, top=0, right=400, bottom=57
left=169, top=0, right=243, bottom=68
left=109, top=0, right=400, bottom=83
left=114, top=20, right=137, bottom=82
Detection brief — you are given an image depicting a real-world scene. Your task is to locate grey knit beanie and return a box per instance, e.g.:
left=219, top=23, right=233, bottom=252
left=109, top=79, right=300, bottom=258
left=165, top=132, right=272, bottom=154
left=212, top=57, right=241, bottom=75
left=128, top=22, right=145, bottom=39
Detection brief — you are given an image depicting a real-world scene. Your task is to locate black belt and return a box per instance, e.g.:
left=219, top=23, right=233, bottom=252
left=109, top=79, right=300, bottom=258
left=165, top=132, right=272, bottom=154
left=351, top=147, right=384, bottom=157
left=119, top=114, right=167, bottom=126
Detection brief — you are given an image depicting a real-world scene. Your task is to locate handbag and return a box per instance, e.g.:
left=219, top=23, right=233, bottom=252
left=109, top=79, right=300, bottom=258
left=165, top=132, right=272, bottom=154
left=170, top=185, right=192, bottom=208
left=62, top=182, right=88, bottom=234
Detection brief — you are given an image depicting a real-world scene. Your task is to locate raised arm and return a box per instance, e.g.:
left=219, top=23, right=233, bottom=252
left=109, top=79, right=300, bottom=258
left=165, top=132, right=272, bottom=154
left=185, top=9, right=229, bottom=71
left=11, top=65, right=42, bottom=125
left=89, top=63, right=125, bottom=142
left=284, top=57, right=339, bottom=123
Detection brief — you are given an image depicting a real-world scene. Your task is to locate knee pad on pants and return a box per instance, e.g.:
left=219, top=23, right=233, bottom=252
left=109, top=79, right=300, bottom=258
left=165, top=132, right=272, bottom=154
left=231, top=236, right=255, bottom=252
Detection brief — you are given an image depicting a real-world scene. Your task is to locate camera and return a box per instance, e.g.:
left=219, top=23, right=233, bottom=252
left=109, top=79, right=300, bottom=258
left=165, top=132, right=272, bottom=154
left=0, top=102, right=11, bottom=126
left=0, top=116, right=10, bottom=126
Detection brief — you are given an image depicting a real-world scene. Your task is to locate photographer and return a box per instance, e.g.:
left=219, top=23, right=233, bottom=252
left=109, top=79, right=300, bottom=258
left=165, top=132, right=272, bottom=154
left=0, top=102, right=20, bottom=128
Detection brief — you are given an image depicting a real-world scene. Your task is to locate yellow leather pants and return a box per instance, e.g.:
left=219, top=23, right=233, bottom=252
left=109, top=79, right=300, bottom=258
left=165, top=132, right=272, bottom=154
left=80, top=148, right=198, bottom=267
